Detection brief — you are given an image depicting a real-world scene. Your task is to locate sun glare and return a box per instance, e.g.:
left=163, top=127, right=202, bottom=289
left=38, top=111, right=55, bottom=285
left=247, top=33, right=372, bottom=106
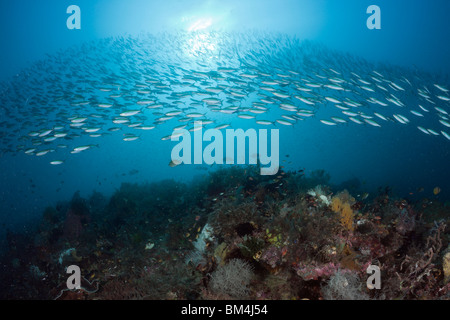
left=185, top=32, right=218, bottom=59
left=188, top=18, right=213, bottom=32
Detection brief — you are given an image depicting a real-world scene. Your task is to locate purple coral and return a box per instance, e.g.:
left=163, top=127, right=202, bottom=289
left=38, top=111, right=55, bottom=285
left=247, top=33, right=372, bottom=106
left=260, top=246, right=283, bottom=269
left=295, top=262, right=343, bottom=281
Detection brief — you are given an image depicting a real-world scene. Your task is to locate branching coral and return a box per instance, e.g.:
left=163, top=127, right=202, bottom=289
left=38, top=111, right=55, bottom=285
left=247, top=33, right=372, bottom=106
left=307, top=185, right=331, bottom=207
left=331, top=191, right=355, bottom=232
left=209, top=259, right=254, bottom=299
left=395, top=221, right=446, bottom=298
left=322, top=270, right=369, bottom=300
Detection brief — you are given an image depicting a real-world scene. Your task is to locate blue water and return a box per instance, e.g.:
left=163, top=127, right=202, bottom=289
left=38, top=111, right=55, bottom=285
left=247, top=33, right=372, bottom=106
left=2, top=0, right=450, bottom=79
left=0, top=0, right=449, bottom=239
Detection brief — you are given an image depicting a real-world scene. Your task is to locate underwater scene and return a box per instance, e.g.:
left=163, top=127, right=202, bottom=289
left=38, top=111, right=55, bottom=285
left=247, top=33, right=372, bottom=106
left=0, top=0, right=449, bottom=302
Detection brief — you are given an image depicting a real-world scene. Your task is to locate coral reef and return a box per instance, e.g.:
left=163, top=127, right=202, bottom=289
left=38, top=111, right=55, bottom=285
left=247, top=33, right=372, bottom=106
left=0, top=166, right=449, bottom=300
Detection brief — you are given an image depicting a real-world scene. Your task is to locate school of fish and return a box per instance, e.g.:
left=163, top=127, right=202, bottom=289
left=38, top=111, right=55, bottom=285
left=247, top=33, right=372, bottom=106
left=0, top=31, right=449, bottom=166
